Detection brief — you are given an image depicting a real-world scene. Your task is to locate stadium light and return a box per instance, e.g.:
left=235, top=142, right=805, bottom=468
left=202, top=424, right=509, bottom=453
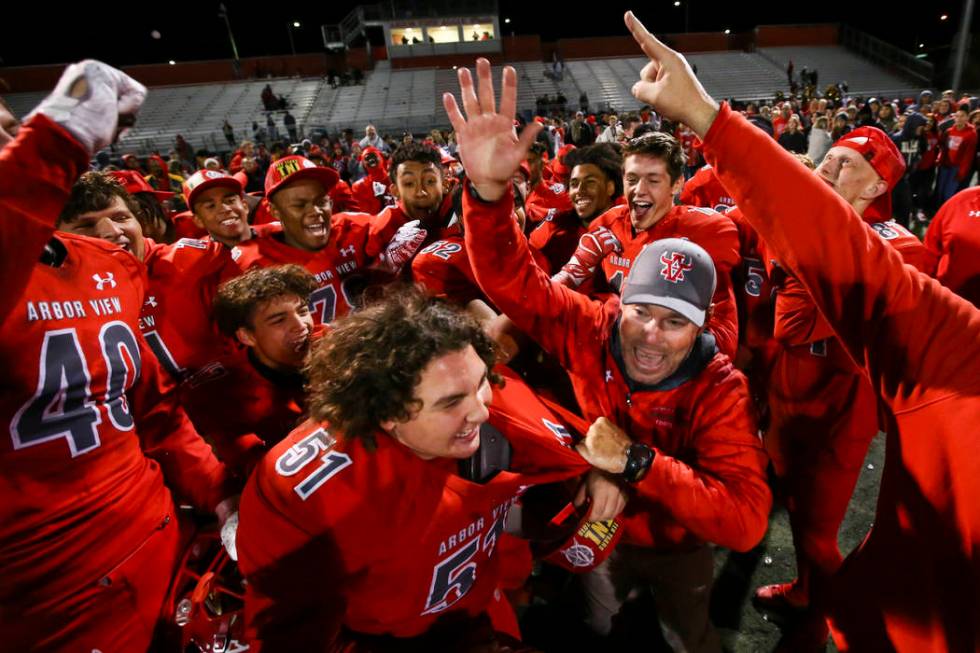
left=293, top=21, right=301, bottom=28
left=940, top=13, right=948, bottom=20
left=724, top=29, right=731, bottom=35
left=674, top=1, right=680, bottom=6
left=168, top=60, right=176, bottom=65
left=919, top=43, right=925, bottom=48
left=504, top=18, right=511, bottom=24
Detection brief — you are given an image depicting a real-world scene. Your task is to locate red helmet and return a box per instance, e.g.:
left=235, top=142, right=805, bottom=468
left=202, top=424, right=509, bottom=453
left=165, top=528, right=250, bottom=653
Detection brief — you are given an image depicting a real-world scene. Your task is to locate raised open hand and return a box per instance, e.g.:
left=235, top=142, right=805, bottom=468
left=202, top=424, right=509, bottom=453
left=624, top=11, right=719, bottom=138
left=443, top=58, right=542, bottom=202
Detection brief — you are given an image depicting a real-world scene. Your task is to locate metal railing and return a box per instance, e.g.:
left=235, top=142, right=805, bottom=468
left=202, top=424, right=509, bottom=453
left=840, top=24, right=933, bottom=85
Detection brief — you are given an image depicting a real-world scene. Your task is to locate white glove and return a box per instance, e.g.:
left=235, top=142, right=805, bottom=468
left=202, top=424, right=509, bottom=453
left=220, top=511, right=240, bottom=562
left=378, top=219, right=427, bottom=274
left=27, top=59, right=146, bottom=154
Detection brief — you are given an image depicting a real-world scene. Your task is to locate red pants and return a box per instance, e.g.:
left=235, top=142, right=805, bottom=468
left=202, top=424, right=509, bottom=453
left=766, top=340, right=878, bottom=607
left=4, top=506, right=183, bottom=653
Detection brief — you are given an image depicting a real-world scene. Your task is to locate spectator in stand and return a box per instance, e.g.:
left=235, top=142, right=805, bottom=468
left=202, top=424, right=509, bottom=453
left=568, top=111, right=595, bottom=147
left=772, top=103, right=792, bottom=139
left=830, top=111, right=851, bottom=140
left=223, top=119, right=236, bottom=148
left=777, top=115, right=807, bottom=154
left=347, top=143, right=366, bottom=182
left=266, top=114, right=279, bottom=144
left=261, top=83, right=275, bottom=110
left=234, top=156, right=265, bottom=194
left=936, top=106, right=978, bottom=203
left=596, top=115, right=623, bottom=144
left=283, top=111, right=298, bottom=142
left=878, top=103, right=898, bottom=133
left=807, top=115, right=832, bottom=164
left=229, top=140, right=255, bottom=174
left=359, top=124, right=387, bottom=153
left=746, top=103, right=774, bottom=136
left=351, top=147, right=395, bottom=215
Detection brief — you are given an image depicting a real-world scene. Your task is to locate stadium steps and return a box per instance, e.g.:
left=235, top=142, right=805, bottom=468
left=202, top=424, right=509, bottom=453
left=759, top=45, right=922, bottom=98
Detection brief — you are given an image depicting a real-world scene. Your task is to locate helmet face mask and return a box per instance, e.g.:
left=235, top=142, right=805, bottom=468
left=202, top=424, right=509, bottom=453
left=164, top=528, right=249, bottom=652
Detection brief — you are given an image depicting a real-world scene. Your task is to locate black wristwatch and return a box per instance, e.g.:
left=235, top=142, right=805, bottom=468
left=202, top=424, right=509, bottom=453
left=622, top=443, right=654, bottom=483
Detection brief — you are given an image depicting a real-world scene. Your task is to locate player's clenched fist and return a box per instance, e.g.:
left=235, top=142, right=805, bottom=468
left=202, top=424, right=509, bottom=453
left=553, top=226, right=622, bottom=288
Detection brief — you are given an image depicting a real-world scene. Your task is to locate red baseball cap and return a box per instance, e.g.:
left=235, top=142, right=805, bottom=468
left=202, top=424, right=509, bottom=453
left=264, top=155, right=340, bottom=198
left=831, top=126, right=906, bottom=220
left=182, top=169, right=244, bottom=210
left=109, top=169, right=174, bottom=202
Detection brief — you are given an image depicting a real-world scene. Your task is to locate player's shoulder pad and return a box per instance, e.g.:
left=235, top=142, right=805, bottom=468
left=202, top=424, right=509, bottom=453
left=60, top=232, right=146, bottom=279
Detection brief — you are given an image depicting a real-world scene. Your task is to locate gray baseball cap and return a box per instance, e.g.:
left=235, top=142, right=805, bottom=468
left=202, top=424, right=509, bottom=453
left=620, top=238, right=717, bottom=327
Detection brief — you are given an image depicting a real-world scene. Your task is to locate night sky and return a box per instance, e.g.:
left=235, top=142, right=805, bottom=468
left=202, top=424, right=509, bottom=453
left=1, top=2, right=974, bottom=68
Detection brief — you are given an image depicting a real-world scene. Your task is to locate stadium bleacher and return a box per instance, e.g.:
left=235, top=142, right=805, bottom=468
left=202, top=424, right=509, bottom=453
left=4, top=47, right=926, bottom=155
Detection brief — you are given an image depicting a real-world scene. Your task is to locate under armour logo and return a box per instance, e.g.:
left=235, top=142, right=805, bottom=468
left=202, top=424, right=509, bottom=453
left=969, top=210, right=980, bottom=218
left=144, top=296, right=157, bottom=308
left=605, top=370, right=613, bottom=382
left=660, top=252, right=693, bottom=283
left=340, top=245, right=356, bottom=257
left=92, top=273, right=116, bottom=290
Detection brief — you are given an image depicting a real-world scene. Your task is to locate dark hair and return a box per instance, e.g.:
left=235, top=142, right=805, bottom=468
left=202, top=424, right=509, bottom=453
left=213, top=264, right=317, bottom=336
left=130, top=192, right=175, bottom=242
left=527, top=142, right=548, bottom=157
left=58, top=171, right=142, bottom=225
left=389, top=142, right=442, bottom=183
left=306, top=285, right=501, bottom=443
left=630, top=123, right=658, bottom=139
left=563, top=143, right=624, bottom=197
left=622, top=132, right=686, bottom=182
left=622, top=114, right=642, bottom=128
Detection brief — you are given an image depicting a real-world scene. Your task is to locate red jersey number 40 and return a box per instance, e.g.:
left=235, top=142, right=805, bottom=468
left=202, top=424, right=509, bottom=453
left=11, top=323, right=141, bottom=457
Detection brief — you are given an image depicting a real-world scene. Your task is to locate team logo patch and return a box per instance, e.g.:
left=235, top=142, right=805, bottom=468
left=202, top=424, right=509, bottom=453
left=659, top=251, right=693, bottom=282
left=92, top=272, right=116, bottom=290
left=561, top=543, right=595, bottom=568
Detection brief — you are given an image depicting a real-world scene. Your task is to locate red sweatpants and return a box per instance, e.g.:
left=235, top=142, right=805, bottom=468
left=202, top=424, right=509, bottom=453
left=4, top=505, right=183, bottom=653
left=766, top=339, right=878, bottom=607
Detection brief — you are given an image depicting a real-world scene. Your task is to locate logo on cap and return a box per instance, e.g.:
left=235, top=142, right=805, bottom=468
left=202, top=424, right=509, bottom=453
left=274, top=158, right=303, bottom=180
left=659, top=251, right=693, bottom=283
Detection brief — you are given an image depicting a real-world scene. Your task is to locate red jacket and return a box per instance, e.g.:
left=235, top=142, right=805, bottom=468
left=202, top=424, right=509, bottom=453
left=463, top=187, right=770, bottom=553
left=237, top=369, right=595, bottom=650
left=590, top=203, right=741, bottom=359
left=924, top=186, right=980, bottom=307
left=727, top=208, right=776, bottom=352
left=703, top=102, right=980, bottom=651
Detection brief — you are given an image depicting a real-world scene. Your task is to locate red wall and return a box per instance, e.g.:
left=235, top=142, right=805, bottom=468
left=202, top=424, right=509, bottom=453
left=555, top=36, right=643, bottom=59
left=755, top=24, right=839, bottom=47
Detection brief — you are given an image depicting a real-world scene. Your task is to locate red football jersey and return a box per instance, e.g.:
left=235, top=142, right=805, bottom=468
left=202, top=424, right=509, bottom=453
left=183, top=347, right=306, bottom=477
left=924, top=186, right=980, bottom=307
left=411, top=236, right=484, bottom=306
left=591, top=204, right=741, bottom=359
left=680, top=165, right=736, bottom=214
left=140, top=237, right=242, bottom=384
left=234, top=213, right=394, bottom=324
left=237, top=369, right=592, bottom=650
left=0, top=233, right=233, bottom=612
